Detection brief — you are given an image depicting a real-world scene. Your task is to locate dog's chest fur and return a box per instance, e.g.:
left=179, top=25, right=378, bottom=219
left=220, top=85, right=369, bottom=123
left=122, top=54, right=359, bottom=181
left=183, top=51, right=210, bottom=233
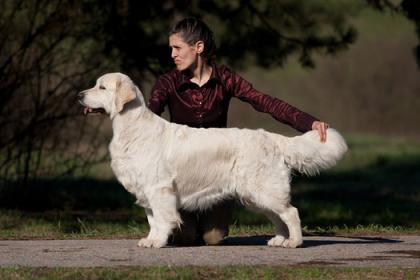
left=108, top=110, right=172, bottom=207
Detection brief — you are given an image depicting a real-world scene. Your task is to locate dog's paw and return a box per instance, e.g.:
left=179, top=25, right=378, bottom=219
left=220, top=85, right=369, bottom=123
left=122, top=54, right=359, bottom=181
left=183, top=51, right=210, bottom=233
left=267, top=236, right=286, bottom=247
left=268, top=236, right=302, bottom=248
left=281, top=238, right=302, bottom=248
left=137, top=238, right=166, bottom=248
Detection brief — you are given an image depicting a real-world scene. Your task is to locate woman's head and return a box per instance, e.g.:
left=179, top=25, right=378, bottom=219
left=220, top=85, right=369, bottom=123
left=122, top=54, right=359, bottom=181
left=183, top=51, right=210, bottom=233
left=169, top=18, right=216, bottom=71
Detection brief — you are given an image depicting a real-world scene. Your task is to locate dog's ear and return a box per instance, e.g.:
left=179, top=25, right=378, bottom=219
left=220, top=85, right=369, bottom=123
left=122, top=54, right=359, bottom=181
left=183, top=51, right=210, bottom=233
left=115, top=79, right=136, bottom=113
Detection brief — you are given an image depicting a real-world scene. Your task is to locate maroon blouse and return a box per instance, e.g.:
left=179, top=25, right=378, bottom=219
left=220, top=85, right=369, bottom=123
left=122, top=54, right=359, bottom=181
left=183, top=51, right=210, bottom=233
left=148, top=64, right=318, bottom=132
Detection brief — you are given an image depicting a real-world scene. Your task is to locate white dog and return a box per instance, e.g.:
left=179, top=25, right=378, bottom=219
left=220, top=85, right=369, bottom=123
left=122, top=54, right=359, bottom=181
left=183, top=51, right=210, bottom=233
left=79, top=73, right=348, bottom=248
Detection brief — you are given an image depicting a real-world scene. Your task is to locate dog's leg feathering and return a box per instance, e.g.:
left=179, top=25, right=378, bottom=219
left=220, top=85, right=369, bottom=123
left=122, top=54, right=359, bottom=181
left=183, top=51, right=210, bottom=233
left=252, top=194, right=303, bottom=248
left=265, top=211, right=290, bottom=246
left=271, top=205, right=303, bottom=248
left=246, top=204, right=290, bottom=246
left=138, top=186, right=181, bottom=248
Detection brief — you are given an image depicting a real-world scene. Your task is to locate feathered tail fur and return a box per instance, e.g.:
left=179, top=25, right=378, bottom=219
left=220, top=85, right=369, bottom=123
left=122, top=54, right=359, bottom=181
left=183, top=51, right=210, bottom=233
left=277, top=128, right=348, bottom=176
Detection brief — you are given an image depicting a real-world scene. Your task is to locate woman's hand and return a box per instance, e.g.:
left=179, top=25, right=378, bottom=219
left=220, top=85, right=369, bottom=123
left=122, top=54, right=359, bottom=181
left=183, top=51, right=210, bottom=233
left=311, top=121, right=329, bottom=143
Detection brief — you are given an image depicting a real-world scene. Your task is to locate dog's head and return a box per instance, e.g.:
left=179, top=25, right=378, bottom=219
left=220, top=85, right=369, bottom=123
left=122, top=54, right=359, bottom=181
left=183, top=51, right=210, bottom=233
left=79, top=73, right=139, bottom=118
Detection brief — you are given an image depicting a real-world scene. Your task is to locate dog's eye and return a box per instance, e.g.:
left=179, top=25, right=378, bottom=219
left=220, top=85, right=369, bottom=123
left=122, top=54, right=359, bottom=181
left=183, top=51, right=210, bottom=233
left=99, top=85, right=106, bottom=90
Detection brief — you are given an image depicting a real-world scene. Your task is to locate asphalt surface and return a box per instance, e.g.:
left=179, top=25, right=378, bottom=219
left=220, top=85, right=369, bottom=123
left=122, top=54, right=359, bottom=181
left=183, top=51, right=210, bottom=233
left=0, top=235, right=419, bottom=268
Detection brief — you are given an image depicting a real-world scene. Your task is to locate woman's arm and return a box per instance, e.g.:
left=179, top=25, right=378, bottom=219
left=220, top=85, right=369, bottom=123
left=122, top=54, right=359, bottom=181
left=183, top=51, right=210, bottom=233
left=229, top=70, right=317, bottom=132
left=148, top=75, right=171, bottom=116
left=228, top=69, right=329, bottom=141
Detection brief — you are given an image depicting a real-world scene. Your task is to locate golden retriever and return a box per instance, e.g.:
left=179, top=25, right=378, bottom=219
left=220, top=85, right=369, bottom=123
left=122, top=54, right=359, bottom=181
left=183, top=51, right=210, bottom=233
left=79, top=73, right=348, bottom=248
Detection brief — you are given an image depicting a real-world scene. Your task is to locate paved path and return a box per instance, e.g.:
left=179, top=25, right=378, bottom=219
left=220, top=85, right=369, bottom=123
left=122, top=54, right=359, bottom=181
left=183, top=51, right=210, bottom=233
left=0, top=235, right=419, bottom=268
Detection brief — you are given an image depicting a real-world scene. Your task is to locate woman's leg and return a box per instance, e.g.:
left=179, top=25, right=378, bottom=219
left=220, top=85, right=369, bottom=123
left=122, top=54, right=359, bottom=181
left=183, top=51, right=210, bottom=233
left=199, top=200, right=235, bottom=245
left=168, top=209, right=199, bottom=246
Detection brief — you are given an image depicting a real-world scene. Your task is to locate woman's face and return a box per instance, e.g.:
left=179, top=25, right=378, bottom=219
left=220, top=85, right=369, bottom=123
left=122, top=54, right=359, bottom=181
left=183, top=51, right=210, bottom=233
left=169, top=33, right=201, bottom=71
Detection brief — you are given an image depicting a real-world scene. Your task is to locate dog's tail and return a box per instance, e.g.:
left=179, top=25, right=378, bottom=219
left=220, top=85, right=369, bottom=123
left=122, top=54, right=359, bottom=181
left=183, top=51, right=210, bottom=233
left=276, top=128, right=348, bottom=176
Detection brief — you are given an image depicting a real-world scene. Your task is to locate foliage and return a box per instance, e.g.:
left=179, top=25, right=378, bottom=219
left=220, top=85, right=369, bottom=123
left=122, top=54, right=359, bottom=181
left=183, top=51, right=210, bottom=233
left=0, top=0, right=116, bottom=185
left=96, top=0, right=361, bottom=72
left=367, top=0, right=420, bottom=66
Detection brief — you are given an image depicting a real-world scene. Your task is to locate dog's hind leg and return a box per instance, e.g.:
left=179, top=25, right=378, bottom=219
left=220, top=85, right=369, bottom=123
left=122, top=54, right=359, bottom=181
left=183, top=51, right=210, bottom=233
left=138, top=186, right=181, bottom=248
left=268, top=204, right=303, bottom=248
left=252, top=193, right=302, bottom=248
left=245, top=204, right=289, bottom=244
left=265, top=211, right=290, bottom=246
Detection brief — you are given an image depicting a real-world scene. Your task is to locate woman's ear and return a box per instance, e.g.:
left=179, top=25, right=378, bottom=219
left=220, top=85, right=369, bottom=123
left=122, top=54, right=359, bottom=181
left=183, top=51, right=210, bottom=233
left=195, top=40, right=204, bottom=55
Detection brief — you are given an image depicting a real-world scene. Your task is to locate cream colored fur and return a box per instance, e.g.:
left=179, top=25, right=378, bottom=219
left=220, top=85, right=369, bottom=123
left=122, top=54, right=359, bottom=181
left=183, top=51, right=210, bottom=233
left=79, top=73, right=348, bottom=248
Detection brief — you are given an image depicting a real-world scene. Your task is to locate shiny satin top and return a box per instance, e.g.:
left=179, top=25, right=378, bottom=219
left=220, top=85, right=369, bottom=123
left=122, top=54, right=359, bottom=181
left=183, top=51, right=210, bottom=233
left=148, top=64, right=317, bottom=132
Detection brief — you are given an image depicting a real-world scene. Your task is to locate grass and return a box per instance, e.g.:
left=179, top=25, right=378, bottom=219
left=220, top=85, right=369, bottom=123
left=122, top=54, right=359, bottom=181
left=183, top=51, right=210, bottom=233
left=0, top=134, right=419, bottom=240
left=0, top=267, right=419, bottom=280
left=0, top=209, right=149, bottom=240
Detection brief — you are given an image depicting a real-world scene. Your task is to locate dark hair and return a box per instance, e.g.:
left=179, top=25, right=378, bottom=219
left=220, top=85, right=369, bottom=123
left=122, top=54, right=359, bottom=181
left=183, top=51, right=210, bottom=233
left=169, top=17, right=216, bottom=63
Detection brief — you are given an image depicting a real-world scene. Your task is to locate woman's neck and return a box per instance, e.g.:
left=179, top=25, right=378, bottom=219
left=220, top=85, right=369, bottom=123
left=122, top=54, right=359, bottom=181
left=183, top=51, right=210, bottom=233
left=189, top=59, right=212, bottom=87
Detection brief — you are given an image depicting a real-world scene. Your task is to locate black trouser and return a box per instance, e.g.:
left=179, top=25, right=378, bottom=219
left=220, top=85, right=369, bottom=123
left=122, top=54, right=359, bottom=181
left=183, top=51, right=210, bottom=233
left=169, top=200, right=235, bottom=245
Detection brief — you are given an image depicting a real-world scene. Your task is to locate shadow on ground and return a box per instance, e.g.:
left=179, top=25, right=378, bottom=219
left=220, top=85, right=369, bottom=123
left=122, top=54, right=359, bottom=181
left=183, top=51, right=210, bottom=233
left=224, top=235, right=402, bottom=247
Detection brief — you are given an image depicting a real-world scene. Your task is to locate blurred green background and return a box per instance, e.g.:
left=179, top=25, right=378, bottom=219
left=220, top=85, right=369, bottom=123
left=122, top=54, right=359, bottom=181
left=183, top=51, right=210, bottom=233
left=0, top=0, right=419, bottom=238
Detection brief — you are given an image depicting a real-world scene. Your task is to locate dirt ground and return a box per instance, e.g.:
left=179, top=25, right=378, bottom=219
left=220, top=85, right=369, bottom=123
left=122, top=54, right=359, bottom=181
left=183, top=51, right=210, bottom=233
left=0, top=235, right=419, bottom=268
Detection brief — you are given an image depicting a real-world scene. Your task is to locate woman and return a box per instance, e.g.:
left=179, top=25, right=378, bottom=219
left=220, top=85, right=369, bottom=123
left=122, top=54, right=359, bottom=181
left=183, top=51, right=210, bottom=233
left=148, top=18, right=329, bottom=246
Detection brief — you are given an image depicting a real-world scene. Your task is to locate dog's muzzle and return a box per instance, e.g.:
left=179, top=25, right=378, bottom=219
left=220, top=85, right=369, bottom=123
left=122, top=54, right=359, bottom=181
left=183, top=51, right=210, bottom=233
left=78, top=90, right=87, bottom=99
left=78, top=90, right=106, bottom=115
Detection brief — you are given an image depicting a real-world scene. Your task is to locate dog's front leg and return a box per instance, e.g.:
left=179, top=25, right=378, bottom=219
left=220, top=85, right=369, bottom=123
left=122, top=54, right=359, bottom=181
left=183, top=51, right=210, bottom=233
left=143, top=208, right=158, bottom=238
left=137, top=187, right=181, bottom=248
